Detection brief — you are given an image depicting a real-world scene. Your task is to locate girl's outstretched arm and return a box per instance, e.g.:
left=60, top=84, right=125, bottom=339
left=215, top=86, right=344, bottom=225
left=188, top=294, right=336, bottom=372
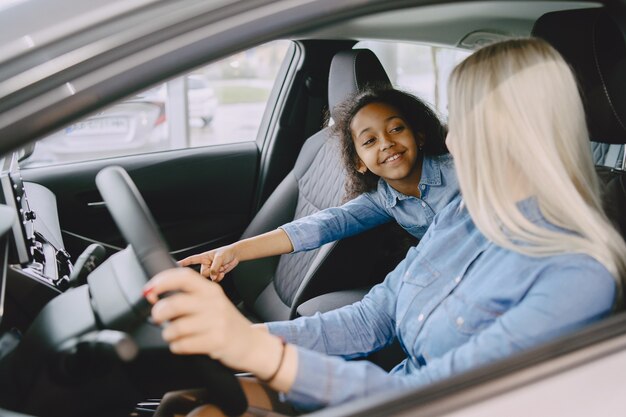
left=178, top=229, right=294, bottom=281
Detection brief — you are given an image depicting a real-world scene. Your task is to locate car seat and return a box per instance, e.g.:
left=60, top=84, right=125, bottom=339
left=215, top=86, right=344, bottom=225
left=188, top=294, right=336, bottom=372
left=532, top=8, right=626, bottom=244
left=230, top=49, right=410, bottom=323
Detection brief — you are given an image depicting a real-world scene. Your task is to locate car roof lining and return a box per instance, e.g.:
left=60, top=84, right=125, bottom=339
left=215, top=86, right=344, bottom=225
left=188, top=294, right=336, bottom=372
left=294, top=1, right=602, bottom=48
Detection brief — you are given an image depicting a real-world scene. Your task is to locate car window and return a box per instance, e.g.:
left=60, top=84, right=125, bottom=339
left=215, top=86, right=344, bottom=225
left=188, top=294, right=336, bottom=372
left=360, top=42, right=626, bottom=172
left=24, top=40, right=291, bottom=167
left=355, top=41, right=471, bottom=116
left=591, top=142, right=624, bottom=169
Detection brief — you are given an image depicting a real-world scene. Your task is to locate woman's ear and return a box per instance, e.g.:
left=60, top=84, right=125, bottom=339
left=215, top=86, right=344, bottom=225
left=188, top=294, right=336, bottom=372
left=356, top=159, right=368, bottom=174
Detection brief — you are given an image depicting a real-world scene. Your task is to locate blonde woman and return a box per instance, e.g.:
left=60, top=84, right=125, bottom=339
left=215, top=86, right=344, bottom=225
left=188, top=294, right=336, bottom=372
left=144, top=38, right=626, bottom=415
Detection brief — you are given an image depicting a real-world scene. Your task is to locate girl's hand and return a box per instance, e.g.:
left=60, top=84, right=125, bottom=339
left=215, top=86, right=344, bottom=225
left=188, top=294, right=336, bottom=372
left=144, top=268, right=285, bottom=378
left=177, top=230, right=294, bottom=282
left=178, top=244, right=240, bottom=282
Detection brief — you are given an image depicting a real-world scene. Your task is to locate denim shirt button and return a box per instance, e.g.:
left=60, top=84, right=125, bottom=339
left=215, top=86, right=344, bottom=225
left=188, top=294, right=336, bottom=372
left=456, top=316, right=464, bottom=326
left=454, top=275, right=461, bottom=284
left=418, top=313, right=425, bottom=322
left=420, top=184, right=425, bottom=190
left=421, top=202, right=426, bottom=207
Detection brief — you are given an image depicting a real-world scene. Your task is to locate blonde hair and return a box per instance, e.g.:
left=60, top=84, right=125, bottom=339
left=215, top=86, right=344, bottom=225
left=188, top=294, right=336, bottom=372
left=448, top=38, right=626, bottom=296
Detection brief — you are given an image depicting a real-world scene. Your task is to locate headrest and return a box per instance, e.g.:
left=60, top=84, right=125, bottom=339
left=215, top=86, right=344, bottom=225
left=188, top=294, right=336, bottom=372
left=328, top=49, right=391, bottom=119
left=532, top=8, right=626, bottom=144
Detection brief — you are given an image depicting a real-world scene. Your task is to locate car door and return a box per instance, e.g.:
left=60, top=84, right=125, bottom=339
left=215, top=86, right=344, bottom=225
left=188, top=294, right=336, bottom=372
left=18, top=41, right=298, bottom=261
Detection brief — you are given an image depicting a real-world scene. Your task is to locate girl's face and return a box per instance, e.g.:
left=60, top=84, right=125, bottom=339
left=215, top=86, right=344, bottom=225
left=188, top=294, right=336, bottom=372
left=350, top=102, right=423, bottom=186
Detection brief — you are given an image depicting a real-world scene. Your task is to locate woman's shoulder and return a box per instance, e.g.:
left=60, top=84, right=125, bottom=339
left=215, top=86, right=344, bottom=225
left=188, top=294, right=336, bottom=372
left=519, top=251, right=616, bottom=300
left=430, top=195, right=468, bottom=226
left=546, top=252, right=614, bottom=280
left=535, top=252, right=617, bottom=312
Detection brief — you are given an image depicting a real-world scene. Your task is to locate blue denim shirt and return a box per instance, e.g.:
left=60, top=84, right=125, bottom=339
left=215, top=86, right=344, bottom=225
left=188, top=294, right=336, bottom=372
left=267, top=196, right=616, bottom=411
left=280, top=154, right=459, bottom=252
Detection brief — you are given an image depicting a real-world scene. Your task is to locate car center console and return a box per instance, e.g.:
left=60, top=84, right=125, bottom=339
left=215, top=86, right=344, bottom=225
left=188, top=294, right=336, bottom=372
left=19, top=182, right=72, bottom=288
left=0, top=154, right=72, bottom=330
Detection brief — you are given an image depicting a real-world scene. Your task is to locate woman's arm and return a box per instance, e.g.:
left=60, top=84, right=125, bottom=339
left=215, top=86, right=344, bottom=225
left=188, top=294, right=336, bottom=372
left=145, top=268, right=299, bottom=388
left=146, top=256, right=614, bottom=411
left=265, top=282, right=399, bottom=358
left=143, top=261, right=400, bottom=397
left=263, top=247, right=413, bottom=357
left=178, top=229, right=293, bottom=281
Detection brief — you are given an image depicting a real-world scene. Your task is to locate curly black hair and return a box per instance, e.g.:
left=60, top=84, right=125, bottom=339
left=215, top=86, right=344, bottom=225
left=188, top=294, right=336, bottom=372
left=331, top=85, right=448, bottom=200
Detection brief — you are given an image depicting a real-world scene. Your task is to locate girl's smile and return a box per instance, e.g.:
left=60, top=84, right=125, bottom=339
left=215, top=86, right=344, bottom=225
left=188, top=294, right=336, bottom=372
left=380, top=151, right=405, bottom=164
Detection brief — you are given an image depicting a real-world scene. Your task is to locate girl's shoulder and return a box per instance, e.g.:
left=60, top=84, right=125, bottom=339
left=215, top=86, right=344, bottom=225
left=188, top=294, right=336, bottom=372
left=431, top=152, right=455, bottom=168
left=369, top=177, right=390, bottom=196
left=423, top=153, right=456, bottom=183
left=369, top=179, right=394, bottom=204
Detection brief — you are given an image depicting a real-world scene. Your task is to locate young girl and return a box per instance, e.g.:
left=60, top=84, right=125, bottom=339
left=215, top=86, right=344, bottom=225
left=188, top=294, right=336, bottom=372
left=180, top=87, right=459, bottom=281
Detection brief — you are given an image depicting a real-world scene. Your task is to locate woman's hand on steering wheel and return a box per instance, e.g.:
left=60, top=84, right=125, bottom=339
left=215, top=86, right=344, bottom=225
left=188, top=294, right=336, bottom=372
left=144, top=268, right=283, bottom=380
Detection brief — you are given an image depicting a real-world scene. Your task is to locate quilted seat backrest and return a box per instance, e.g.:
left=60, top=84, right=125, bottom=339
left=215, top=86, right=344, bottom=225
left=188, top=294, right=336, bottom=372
left=273, top=135, right=346, bottom=307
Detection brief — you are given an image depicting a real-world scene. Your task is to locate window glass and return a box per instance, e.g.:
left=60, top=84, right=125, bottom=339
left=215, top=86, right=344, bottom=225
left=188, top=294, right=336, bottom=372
left=591, top=142, right=624, bottom=169
left=357, top=42, right=625, bottom=171
left=355, top=41, right=470, bottom=116
left=24, top=40, right=291, bottom=167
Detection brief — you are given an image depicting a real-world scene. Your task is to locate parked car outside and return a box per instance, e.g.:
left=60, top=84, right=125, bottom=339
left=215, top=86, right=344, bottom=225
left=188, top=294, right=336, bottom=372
left=24, top=74, right=218, bottom=167
left=187, top=75, right=218, bottom=127
left=25, top=96, right=167, bottom=167
left=142, top=75, right=218, bottom=127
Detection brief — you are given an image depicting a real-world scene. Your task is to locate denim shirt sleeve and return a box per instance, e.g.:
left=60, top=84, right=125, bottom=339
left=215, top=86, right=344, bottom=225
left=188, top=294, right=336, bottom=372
left=266, top=254, right=407, bottom=355
left=279, top=193, right=392, bottom=252
left=278, top=259, right=615, bottom=411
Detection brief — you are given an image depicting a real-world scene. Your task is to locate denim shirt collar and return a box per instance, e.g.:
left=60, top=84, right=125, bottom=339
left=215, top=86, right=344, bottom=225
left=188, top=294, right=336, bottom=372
left=516, top=196, right=544, bottom=224
left=515, top=196, right=567, bottom=233
left=378, top=155, right=443, bottom=209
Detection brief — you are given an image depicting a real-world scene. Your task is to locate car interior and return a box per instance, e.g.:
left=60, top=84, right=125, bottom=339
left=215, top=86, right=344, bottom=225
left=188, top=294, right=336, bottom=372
left=531, top=8, right=626, bottom=241
left=230, top=48, right=411, bottom=324
left=0, top=1, right=625, bottom=416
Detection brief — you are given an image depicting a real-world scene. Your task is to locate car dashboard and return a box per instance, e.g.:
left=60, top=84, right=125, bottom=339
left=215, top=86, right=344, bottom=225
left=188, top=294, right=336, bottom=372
left=0, top=153, right=72, bottom=331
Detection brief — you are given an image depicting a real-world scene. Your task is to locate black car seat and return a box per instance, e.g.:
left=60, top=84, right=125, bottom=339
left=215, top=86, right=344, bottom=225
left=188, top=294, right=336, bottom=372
left=532, top=8, right=626, bottom=241
left=230, top=49, right=409, bottom=323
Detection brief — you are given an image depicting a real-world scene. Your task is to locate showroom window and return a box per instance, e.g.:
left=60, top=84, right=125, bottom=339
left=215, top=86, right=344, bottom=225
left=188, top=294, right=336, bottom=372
left=355, top=41, right=470, bottom=117
left=24, top=40, right=292, bottom=167
left=358, top=42, right=625, bottom=170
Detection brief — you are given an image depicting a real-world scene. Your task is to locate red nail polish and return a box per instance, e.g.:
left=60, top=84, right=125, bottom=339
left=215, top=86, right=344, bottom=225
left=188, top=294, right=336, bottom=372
left=143, top=286, right=155, bottom=297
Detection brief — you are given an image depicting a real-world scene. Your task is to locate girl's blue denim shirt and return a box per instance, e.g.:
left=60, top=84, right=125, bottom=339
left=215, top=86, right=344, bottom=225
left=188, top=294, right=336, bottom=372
left=267, top=196, right=616, bottom=411
left=280, top=153, right=459, bottom=251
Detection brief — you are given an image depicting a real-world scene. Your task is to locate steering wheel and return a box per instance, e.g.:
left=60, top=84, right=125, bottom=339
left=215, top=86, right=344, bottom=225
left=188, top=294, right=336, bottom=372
left=95, top=166, right=248, bottom=416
